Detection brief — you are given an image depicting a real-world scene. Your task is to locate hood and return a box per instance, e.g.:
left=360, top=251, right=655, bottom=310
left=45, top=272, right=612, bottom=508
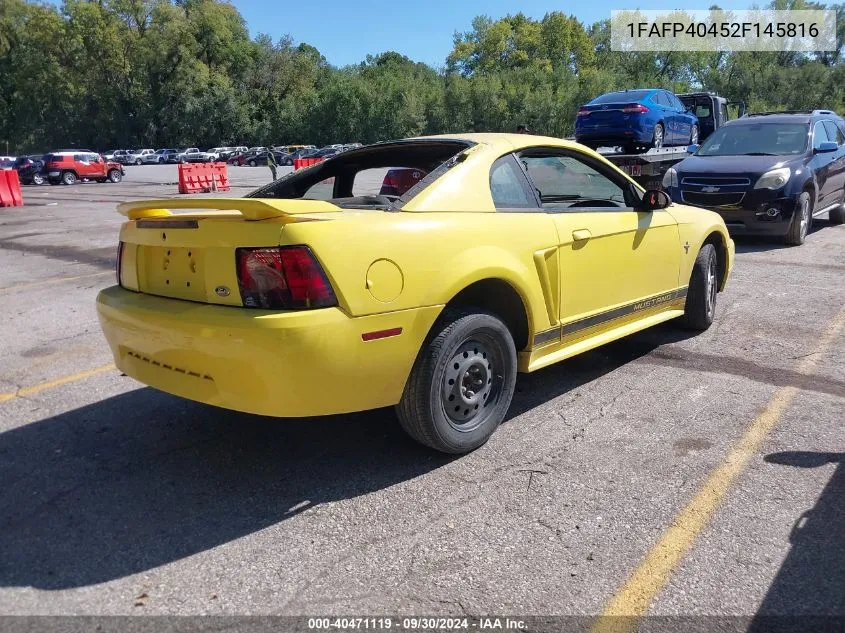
left=677, top=154, right=802, bottom=176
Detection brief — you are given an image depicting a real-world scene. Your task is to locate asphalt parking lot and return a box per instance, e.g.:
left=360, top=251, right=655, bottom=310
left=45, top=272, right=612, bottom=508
left=0, top=164, right=843, bottom=625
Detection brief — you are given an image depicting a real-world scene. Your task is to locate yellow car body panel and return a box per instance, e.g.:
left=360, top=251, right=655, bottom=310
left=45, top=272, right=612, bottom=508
left=97, top=133, right=734, bottom=418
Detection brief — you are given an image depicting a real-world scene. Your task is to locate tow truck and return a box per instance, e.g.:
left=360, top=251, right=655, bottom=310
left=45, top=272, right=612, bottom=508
left=596, top=92, right=745, bottom=190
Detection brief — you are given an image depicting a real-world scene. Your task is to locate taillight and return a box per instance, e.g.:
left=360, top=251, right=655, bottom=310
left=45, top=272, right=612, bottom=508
left=236, top=246, right=337, bottom=309
left=116, top=241, right=125, bottom=286
left=622, top=104, right=649, bottom=113
left=576, top=108, right=591, bottom=117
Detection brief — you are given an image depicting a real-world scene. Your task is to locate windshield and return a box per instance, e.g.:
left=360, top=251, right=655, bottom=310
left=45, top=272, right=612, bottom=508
left=247, top=140, right=471, bottom=209
left=697, top=123, right=808, bottom=156
left=590, top=90, right=652, bottom=104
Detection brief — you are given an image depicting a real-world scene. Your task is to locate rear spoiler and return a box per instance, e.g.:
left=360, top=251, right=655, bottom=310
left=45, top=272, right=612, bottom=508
left=117, top=198, right=339, bottom=221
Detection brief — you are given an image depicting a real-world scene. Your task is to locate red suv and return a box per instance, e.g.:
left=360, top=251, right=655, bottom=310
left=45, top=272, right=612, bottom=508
left=45, top=151, right=125, bottom=185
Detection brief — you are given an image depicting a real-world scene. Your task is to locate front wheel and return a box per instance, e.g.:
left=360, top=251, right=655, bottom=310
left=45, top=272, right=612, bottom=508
left=32, top=173, right=45, bottom=185
left=248, top=159, right=256, bottom=167
left=784, top=191, right=812, bottom=246
left=135, top=159, right=142, bottom=166
left=107, top=169, right=122, bottom=183
left=396, top=309, right=517, bottom=454
left=681, top=243, right=718, bottom=331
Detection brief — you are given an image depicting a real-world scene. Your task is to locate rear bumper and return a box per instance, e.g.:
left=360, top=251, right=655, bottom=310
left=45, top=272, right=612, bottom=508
left=96, top=286, right=442, bottom=417
left=575, top=119, right=653, bottom=145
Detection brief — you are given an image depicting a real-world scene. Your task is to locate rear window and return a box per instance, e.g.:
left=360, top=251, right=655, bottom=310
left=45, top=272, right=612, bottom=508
left=590, top=90, right=652, bottom=104
left=248, top=140, right=471, bottom=209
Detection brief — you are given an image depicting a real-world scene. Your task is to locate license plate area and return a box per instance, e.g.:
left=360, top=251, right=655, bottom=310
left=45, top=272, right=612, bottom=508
left=140, top=246, right=207, bottom=301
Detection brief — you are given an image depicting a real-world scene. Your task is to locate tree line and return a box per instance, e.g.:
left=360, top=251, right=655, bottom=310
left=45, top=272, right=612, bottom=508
left=1, top=0, right=844, bottom=154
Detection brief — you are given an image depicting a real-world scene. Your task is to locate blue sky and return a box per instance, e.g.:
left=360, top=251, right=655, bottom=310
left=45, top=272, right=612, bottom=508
left=233, top=0, right=756, bottom=68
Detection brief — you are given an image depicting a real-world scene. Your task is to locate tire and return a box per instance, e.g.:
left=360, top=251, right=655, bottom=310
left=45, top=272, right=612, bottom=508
left=690, top=124, right=699, bottom=146
left=681, top=243, right=718, bottom=331
left=32, top=173, right=45, bottom=186
left=652, top=123, right=665, bottom=149
left=829, top=203, right=845, bottom=225
left=108, top=169, right=122, bottom=183
left=395, top=309, right=517, bottom=454
left=61, top=171, right=77, bottom=185
left=784, top=190, right=812, bottom=246
left=135, top=159, right=142, bottom=166
left=248, top=159, right=256, bottom=167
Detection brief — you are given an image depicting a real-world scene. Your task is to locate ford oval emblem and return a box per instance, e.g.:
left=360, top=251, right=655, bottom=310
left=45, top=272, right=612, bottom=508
left=214, top=286, right=230, bottom=297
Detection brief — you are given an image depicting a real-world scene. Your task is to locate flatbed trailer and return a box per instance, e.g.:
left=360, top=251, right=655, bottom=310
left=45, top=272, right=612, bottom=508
left=598, top=145, right=690, bottom=190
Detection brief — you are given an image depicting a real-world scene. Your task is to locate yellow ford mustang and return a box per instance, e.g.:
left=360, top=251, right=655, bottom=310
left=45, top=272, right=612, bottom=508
left=97, top=133, right=734, bottom=454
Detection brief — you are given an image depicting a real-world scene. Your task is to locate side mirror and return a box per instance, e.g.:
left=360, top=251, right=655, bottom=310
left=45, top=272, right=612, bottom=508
left=815, top=142, right=838, bottom=153
left=687, top=144, right=700, bottom=154
left=638, top=189, right=671, bottom=211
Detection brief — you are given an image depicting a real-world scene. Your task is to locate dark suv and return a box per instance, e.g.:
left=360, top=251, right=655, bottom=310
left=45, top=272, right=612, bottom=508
left=664, top=110, right=845, bottom=245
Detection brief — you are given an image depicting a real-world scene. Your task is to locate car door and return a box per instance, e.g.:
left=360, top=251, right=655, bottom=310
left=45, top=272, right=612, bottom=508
left=822, top=120, right=845, bottom=205
left=90, top=153, right=106, bottom=178
left=650, top=92, right=673, bottom=144
left=670, top=94, right=693, bottom=143
left=811, top=121, right=837, bottom=208
left=517, top=149, right=682, bottom=339
left=74, top=154, right=94, bottom=178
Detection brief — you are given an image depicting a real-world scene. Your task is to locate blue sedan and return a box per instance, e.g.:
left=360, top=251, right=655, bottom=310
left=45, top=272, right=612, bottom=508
left=575, top=88, right=700, bottom=153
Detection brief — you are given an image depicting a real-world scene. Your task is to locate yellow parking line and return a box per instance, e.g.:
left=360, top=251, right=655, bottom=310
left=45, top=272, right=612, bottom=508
left=592, top=305, right=845, bottom=633
left=0, top=363, right=116, bottom=404
left=0, top=271, right=111, bottom=293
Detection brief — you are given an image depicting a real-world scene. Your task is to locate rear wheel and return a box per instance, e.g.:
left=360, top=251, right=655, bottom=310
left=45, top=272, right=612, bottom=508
left=690, top=124, right=699, bottom=145
left=396, top=309, right=517, bottom=454
left=681, top=243, right=718, bottom=331
left=107, top=169, right=122, bottom=183
left=784, top=191, right=812, bottom=246
left=61, top=171, right=77, bottom=185
left=652, top=123, right=665, bottom=149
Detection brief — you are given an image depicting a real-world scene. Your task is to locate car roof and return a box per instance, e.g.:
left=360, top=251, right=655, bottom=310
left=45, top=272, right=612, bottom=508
left=726, top=114, right=841, bottom=126
left=413, top=132, right=588, bottom=153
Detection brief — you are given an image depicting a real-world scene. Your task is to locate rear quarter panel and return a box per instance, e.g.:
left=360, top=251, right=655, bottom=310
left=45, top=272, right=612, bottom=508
left=281, top=211, right=562, bottom=340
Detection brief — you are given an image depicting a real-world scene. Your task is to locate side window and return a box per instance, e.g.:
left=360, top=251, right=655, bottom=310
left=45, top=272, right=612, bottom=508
left=521, top=153, right=628, bottom=210
left=489, top=155, right=537, bottom=210
left=813, top=121, right=830, bottom=149
left=669, top=94, right=682, bottom=110
left=73, top=154, right=84, bottom=162
left=822, top=120, right=844, bottom=145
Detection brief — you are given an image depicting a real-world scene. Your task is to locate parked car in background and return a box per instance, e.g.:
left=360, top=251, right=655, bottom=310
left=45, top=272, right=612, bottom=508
left=13, top=155, right=47, bottom=185
left=183, top=148, right=211, bottom=163
left=44, top=151, right=124, bottom=185
left=241, top=150, right=287, bottom=167
left=275, top=144, right=309, bottom=154
left=379, top=167, right=427, bottom=196
left=342, top=143, right=363, bottom=152
left=279, top=148, right=320, bottom=166
left=663, top=110, right=845, bottom=246
left=124, top=148, right=155, bottom=165
left=115, top=150, right=137, bottom=166
left=102, top=149, right=127, bottom=161
left=206, top=147, right=231, bottom=161
left=575, top=88, right=700, bottom=153
left=142, top=149, right=178, bottom=164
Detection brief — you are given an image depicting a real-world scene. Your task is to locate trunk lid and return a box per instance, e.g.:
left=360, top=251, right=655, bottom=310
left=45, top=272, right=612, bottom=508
left=117, top=198, right=338, bottom=306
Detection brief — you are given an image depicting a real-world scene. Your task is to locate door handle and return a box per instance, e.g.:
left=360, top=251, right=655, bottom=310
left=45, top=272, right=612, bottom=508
left=572, top=229, right=592, bottom=242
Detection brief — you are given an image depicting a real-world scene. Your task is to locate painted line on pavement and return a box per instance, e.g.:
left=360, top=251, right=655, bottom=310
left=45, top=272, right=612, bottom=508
left=592, top=305, right=845, bottom=633
left=0, top=363, right=116, bottom=404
